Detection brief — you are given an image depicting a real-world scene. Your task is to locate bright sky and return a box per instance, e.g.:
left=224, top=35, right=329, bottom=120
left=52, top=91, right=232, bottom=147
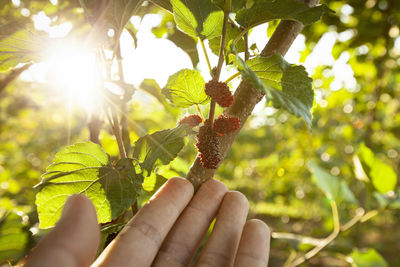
left=20, top=9, right=361, bottom=115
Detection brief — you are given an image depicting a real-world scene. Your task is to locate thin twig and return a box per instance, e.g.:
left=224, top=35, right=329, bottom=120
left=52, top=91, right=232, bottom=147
left=341, top=208, right=365, bottom=231
left=110, top=106, right=127, bottom=159
left=272, top=232, right=326, bottom=246
left=131, top=201, right=138, bottom=216
left=289, top=204, right=380, bottom=266
left=244, top=31, right=249, bottom=61
left=116, top=40, right=132, bottom=156
left=224, top=72, right=240, bottom=84
left=195, top=104, right=205, bottom=121
left=214, top=0, right=230, bottom=81
left=200, top=39, right=213, bottom=75
left=291, top=201, right=340, bottom=266
left=208, top=0, right=231, bottom=126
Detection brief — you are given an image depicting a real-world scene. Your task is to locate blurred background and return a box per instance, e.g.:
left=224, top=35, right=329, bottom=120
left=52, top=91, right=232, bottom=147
left=0, top=0, right=399, bottom=266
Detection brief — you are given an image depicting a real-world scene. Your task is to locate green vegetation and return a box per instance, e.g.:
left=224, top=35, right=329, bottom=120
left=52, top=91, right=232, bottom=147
left=0, top=0, right=399, bottom=266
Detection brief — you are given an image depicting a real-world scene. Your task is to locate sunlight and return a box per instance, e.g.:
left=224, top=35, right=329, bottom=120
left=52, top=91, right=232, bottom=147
left=45, top=41, right=101, bottom=112
left=29, top=10, right=102, bottom=113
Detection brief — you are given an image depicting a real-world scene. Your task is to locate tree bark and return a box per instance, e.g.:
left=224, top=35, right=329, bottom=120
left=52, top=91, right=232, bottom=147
left=186, top=0, right=320, bottom=190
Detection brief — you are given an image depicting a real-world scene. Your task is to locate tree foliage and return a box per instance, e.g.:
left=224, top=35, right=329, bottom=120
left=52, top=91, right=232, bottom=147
left=0, top=0, right=399, bottom=266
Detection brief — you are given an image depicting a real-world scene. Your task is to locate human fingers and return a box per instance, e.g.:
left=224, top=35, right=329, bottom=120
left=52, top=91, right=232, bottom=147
left=24, top=194, right=100, bottom=267
left=195, top=191, right=249, bottom=267
left=152, top=179, right=228, bottom=267
left=93, top=177, right=194, bottom=267
left=234, top=219, right=270, bottom=267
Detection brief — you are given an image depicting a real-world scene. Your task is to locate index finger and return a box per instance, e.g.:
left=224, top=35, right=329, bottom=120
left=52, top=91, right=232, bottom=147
left=93, top=177, right=194, bottom=267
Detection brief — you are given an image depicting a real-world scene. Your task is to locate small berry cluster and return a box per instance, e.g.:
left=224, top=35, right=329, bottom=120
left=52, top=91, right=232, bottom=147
left=178, top=114, right=202, bottom=127
left=196, top=115, right=240, bottom=169
left=196, top=124, right=221, bottom=169
left=205, top=80, right=234, bottom=107
left=213, top=114, right=240, bottom=136
left=184, top=80, right=240, bottom=169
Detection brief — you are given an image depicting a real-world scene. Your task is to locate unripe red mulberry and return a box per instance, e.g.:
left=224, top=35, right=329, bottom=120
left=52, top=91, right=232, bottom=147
left=213, top=114, right=240, bottom=136
left=205, top=79, right=234, bottom=107
left=178, top=114, right=202, bottom=127
left=196, top=124, right=221, bottom=169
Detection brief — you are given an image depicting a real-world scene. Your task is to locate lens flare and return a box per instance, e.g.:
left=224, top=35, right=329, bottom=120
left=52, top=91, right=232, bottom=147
left=45, top=41, right=101, bottom=113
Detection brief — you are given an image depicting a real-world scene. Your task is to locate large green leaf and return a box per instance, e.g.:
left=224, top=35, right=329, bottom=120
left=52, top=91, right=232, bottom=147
left=151, top=12, right=199, bottom=67
left=236, top=0, right=331, bottom=30
left=350, top=249, right=388, bottom=267
left=171, top=0, right=223, bottom=40
left=358, top=143, right=397, bottom=194
left=35, top=142, right=142, bottom=228
left=0, top=30, right=43, bottom=72
left=132, top=124, right=192, bottom=173
left=308, top=161, right=357, bottom=204
left=0, top=212, right=29, bottom=263
left=235, top=54, right=314, bottom=128
left=79, top=0, right=141, bottom=37
left=162, top=69, right=209, bottom=108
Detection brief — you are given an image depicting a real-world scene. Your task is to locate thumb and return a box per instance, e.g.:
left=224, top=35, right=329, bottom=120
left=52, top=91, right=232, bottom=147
left=25, top=194, right=100, bottom=267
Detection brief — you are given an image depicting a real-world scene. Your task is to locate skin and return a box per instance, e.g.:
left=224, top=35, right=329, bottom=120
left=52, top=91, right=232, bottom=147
left=23, top=177, right=270, bottom=267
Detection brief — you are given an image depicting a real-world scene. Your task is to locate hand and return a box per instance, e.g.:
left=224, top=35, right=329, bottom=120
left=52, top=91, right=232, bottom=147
left=24, top=178, right=270, bottom=267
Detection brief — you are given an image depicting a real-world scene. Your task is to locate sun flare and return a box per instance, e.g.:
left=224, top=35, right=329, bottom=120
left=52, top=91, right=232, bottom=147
left=45, top=41, right=101, bottom=113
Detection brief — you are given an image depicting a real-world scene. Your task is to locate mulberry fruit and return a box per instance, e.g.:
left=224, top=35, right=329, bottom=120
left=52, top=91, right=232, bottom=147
left=196, top=124, right=221, bottom=169
left=213, top=114, right=240, bottom=136
left=178, top=114, right=202, bottom=127
left=205, top=79, right=234, bottom=108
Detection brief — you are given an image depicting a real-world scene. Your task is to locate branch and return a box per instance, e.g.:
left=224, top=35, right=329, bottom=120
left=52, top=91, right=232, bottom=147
left=108, top=105, right=127, bottom=159
left=284, top=207, right=380, bottom=266
left=290, top=200, right=341, bottom=266
left=0, top=63, right=32, bottom=94
left=116, top=41, right=133, bottom=156
left=187, top=0, right=320, bottom=189
left=88, top=114, right=102, bottom=144
left=272, top=232, right=326, bottom=247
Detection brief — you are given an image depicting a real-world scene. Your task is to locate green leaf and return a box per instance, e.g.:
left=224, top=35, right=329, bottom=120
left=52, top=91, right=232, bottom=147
left=152, top=12, right=200, bottom=67
left=236, top=0, right=332, bottom=30
left=148, top=0, right=172, bottom=12
left=0, top=212, right=29, bottom=263
left=209, top=23, right=246, bottom=56
left=171, top=0, right=223, bottom=39
left=140, top=79, right=167, bottom=105
left=235, top=54, right=314, bottom=128
left=111, top=0, right=142, bottom=36
left=358, top=143, right=397, bottom=194
left=139, top=79, right=180, bottom=117
left=267, top=20, right=280, bottom=38
left=162, top=69, right=209, bottom=108
left=79, top=0, right=141, bottom=37
left=142, top=173, right=168, bottom=193
left=132, top=124, right=192, bottom=173
left=35, top=142, right=142, bottom=228
left=350, top=249, right=388, bottom=267
left=0, top=30, right=43, bottom=72
left=0, top=20, right=29, bottom=41
left=169, top=30, right=200, bottom=67
left=212, top=0, right=246, bottom=12
left=308, top=161, right=357, bottom=204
